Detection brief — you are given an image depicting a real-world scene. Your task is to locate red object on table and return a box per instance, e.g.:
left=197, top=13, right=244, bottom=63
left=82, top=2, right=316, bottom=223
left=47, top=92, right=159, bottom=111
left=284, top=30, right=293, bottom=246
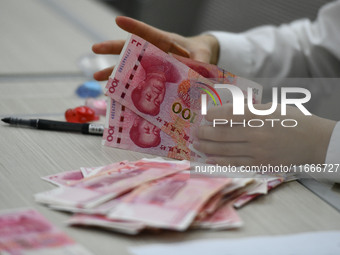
left=65, top=106, right=99, bottom=123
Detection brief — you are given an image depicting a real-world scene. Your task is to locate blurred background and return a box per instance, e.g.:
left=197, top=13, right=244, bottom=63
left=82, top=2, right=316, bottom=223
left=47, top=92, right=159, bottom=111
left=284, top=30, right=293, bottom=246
left=99, top=0, right=331, bottom=36
left=0, top=0, right=333, bottom=77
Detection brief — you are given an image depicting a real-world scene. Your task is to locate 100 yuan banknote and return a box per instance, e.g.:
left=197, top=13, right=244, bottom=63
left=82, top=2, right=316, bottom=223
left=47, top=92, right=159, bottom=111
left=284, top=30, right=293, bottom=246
left=173, top=53, right=262, bottom=104
left=104, top=34, right=262, bottom=159
left=67, top=214, right=144, bottom=235
left=102, top=98, right=194, bottom=160
left=108, top=172, right=231, bottom=230
left=105, top=34, right=210, bottom=149
left=35, top=159, right=190, bottom=209
left=193, top=202, right=243, bottom=230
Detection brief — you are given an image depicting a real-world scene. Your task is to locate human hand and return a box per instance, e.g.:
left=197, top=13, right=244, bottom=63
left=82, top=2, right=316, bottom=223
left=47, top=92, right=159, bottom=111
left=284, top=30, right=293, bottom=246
left=92, top=16, right=219, bottom=81
left=193, top=103, right=336, bottom=166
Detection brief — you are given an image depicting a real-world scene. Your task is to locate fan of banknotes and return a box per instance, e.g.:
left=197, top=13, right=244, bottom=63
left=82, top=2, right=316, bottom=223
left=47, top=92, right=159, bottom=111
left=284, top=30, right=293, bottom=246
left=101, top=33, right=263, bottom=161
left=35, top=157, right=292, bottom=235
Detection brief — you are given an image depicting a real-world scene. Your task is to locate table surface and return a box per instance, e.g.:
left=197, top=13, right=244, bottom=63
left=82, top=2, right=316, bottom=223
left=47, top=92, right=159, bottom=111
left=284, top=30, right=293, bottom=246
left=1, top=1, right=340, bottom=254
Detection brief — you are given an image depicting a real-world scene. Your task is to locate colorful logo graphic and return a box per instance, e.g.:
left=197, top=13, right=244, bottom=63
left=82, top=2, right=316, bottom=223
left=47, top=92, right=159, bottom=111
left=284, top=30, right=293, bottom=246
left=196, top=81, right=223, bottom=107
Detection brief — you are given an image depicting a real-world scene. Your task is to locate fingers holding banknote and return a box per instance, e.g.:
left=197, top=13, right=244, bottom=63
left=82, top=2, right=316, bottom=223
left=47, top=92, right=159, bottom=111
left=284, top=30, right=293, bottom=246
left=194, top=104, right=336, bottom=167
left=92, top=66, right=116, bottom=81
left=92, top=39, right=125, bottom=81
left=92, top=16, right=219, bottom=81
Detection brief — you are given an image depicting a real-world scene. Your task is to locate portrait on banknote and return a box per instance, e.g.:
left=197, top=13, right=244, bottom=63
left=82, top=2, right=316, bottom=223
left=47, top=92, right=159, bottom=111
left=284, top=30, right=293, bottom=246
left=129, top=115, right=161, bottom=148
left=131, top=55, right=180, bottom=116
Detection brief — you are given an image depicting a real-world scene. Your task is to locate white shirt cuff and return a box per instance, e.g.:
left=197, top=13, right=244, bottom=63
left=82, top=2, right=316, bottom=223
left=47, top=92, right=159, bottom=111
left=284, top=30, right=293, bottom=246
left=311, top=121, right=340, bottom=183
left=206, top=31, right=254, bottom=78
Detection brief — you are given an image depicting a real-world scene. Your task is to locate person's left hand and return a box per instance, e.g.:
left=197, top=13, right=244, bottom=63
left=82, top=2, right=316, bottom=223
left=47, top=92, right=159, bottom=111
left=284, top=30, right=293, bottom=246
left=193, top=103, right=336, bottom=166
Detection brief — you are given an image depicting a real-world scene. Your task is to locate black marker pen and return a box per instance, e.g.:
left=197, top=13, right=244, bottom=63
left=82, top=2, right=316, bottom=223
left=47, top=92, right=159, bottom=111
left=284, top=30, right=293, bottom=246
left=1, top=117, right=104, bottom=135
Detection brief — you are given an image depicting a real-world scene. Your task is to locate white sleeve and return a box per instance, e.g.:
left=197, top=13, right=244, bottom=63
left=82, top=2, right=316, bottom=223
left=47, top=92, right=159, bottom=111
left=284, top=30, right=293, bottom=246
left=208, top=0, right=340, bottom=79
left=325, top=122, right=340, bottom=182
left=306, top=122, right=340, bottom=183
left=325, top=122, right=340, bottom=165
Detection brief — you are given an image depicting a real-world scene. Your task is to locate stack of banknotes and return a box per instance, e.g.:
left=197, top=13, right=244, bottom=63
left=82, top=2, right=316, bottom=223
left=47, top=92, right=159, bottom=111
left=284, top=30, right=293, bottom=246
left=34, top=158, right=292, bottom=235
left=101, top=33, right=263, bottom=160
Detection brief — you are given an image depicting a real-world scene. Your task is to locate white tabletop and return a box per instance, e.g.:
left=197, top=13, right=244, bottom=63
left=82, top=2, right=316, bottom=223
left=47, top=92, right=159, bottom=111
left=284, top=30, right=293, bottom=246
left=0, top=0, right=127, bottom=75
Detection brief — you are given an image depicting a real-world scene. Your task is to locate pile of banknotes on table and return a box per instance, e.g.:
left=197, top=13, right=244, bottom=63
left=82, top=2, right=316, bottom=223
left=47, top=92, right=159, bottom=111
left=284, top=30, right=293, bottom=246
left=35, top=158, right=293, bottom=235
left=101, top=33, right=263, bottom=160
left=35, top=35, right=293, bottom=235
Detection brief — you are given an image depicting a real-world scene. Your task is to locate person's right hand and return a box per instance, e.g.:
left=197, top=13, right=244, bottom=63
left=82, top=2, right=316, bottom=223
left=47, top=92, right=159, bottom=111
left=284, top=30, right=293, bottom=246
left=92, top=16, right=219, bottom=81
